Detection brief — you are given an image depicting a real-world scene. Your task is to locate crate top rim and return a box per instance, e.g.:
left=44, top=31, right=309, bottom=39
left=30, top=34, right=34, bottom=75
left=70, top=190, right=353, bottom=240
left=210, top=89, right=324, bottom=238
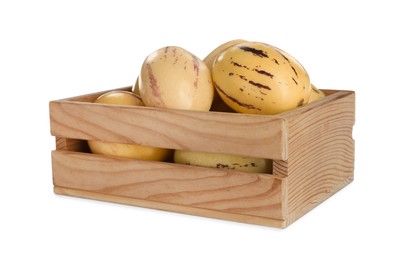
left=49, top=86, right=354, bottom=120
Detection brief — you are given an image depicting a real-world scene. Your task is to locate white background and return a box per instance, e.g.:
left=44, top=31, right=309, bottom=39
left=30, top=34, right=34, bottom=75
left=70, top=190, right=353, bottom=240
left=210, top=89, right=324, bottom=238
left=1, top=0, right=403, bottom=259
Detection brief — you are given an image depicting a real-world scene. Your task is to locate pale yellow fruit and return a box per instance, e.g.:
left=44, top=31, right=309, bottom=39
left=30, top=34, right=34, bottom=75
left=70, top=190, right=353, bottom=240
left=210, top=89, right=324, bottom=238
left=174, top=150, right=272, bottom=174
left=94, top=90, right=143, bottom=105
left=212, top=42, right=311, bottom=115
left=87, top=91, right=171, bottom=161
left=203, top=39, right=247, bottom=72
left=139, top=46, right=214, bottom=111
left=88, top=141, right=171, bottom=161
left=308, top=84, right=326, bottom=103
left=204, top=40, right=247, bottom=113
left=132, top=77, right=140, bottom=95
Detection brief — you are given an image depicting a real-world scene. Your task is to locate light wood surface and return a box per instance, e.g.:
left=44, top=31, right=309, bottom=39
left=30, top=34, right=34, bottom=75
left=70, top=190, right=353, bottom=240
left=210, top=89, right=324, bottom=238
left=49, top=88, right=355, bottom=228
left=56, top=137, right=89, bottom=152
left=52, top=150, right=285, bottom=220
left=49, top=100, right=288, bottom=160
left=273, top=90, right=355, bottom=225
left=54, top=186, right=287, bottom=228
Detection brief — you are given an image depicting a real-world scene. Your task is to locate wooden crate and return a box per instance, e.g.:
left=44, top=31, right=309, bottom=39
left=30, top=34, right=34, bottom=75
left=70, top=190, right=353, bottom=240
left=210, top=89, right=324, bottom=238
left=49, top=87, right=355, bottom=228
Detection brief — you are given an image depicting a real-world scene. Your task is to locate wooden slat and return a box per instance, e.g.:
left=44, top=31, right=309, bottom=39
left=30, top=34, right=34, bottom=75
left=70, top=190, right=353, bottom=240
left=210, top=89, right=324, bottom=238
left=54, top=187, right=287, bottom=228
left=49, top=100, right=288, bottom=160
left=52, top=150, right=286, bottom=220
left=279, top=91, right=355, bottom=225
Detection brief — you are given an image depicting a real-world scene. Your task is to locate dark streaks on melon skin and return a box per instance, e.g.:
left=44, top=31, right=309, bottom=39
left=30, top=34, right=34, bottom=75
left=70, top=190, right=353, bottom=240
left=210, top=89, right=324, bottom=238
left=215, top=83, right=261, bottom=111
left=191, top=54, right=200, bottom=77
left=273, top=58, right=280, bottom=65
left=216, top=162, right=257, bottom=170
left=297, top=99, right=305, bottom=107
left=311, top=85, right=320, bottom=94
left=163, top=46, right=169, bottom=60
left=254, top=69, right=274, bottom=78
left=230, top=72, right=249, bottom=82
left=216, top=163, right=231, bottom=169
left=239, top=75, right=247, bottom=81
left=238, top=46, right=269, bottom=58
left=248, top=80, right=271, bottom=90
left=191, top=54, right=200, bottom=88
left=231, top=61, right=242, bottom=67
left=146, top=64, right=158, bottom=96
left=292, top=77, right=298, bottom=85
left=146, top=64, right=165, bottom=106
left=274, top=48, right=292, bottom=65
left=291, top=66, right=298, bottom=78
left=231, top=61, right=252, bottom=70
left=281, top=53, right=290, bottom=62
left=278, top=51, right=290, bottom=63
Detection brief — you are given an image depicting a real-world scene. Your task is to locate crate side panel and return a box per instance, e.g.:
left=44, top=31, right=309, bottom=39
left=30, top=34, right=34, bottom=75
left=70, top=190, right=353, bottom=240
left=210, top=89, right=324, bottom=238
left=49, top=100, right=287, bottom=159
left=52, top=151, right=285, bottom=220
left=285, top=91, right=355, bottom=224
left=54, top=187, right=287, bottom=228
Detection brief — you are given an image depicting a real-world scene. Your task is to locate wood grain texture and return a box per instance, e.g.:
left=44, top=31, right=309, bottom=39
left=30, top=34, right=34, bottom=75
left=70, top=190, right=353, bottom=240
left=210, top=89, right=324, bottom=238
left=49, top=100, right=288, bottom=160
left=275, top=90, right=355, bottom=225
left=54, top=187, right=286, bottom=228
left=52, top=150, right=285, bottom=220
left=49, top=88, right=355, bottom=228
left=56, top=137, right=89, bottom=152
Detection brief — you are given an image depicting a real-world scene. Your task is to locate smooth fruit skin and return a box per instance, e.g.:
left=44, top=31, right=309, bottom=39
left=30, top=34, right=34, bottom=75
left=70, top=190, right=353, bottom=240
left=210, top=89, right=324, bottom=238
left=174, top=150, right=272, bottom=174
left=204, top=39, right=247, bottom=113
left=87, top=91, right=171, bottom=161
left=203, top=39, right=247, bottom=72
left=308, top=84, right=326, bottom=103
left=139, top=46, right=214, bottom=111
left=132, top=77, right=140, bottom=95
left=94, top=90, right=143, bottom=106
left=212, top=42, right=311, bottom=115
left=88, top=140, right=171, bottom=161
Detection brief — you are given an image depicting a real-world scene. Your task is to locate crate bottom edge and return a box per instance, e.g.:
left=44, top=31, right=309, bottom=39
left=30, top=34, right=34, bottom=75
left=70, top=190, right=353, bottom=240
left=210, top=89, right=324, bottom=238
left=54, top=186, right=287, bottom=228
left=286, top=176, right=354, bottom=226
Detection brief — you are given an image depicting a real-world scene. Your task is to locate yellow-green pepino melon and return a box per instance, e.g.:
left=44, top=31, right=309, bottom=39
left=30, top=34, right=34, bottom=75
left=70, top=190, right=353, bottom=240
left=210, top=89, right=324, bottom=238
left=212, top=42, right=311, bottom=115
